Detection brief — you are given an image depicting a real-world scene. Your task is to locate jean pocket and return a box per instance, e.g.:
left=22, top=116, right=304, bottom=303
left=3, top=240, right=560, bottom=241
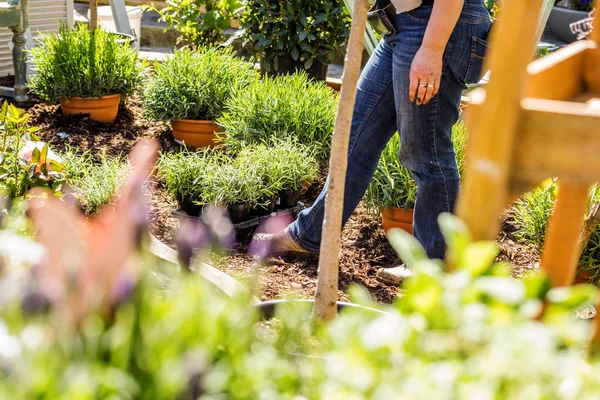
left=464, top=36, right=489, bottom=84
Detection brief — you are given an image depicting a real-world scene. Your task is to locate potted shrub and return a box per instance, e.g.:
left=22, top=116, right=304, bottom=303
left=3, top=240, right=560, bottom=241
left=548, top=0, right=595, bottom=43
left=236, top=139, right=319, bottom=212
left=241, top=0, right=351, bottom=81
left=144, top=47, right=258, bottom=148
left=218, top=73, right=338, bottom=161
left=157, top=148, right=227, bottom=216
left=365, top=122, right=467, bottom=235
left=29, top=25, right=144, bottom=124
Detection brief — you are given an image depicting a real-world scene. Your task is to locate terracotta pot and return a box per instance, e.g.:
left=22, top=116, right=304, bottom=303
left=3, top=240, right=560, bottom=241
left=381, top=208, right=414, bottom=235
left=171, top=119, right=221, bottom=149
left=60, top=94, right=121, bottom=123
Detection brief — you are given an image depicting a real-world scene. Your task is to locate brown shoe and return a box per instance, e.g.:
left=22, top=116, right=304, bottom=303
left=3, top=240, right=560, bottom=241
left=376, top=265, right=413, bottom=286
left=252, top=228, right=315, bottom=257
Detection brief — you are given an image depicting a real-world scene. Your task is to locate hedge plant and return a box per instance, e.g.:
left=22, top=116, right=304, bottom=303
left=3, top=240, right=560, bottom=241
left=29, top=24, right=144, bottom=102
left=364, top=121, right=467, bottom=213
left=218, top=72, right=338, bottom=160
left=241, top=0, right=351, bottom=71
left=143, top=47, right=258, bottom=122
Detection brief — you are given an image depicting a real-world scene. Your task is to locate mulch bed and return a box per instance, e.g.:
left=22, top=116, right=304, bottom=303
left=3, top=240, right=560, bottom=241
left=13, top=94, right=540, bottom=304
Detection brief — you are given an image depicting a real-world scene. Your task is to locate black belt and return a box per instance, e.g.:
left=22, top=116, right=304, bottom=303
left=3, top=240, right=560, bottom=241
left=422, top=0, right=434, bottom=5
left=368, top=0, right=435, bottom=36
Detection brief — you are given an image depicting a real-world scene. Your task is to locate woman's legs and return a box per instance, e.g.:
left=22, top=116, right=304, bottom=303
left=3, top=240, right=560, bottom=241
left=286, top=40, right=399, bottom=253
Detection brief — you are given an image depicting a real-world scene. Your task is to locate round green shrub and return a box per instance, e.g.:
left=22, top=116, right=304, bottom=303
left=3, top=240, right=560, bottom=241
left=217, top=72, right=338, bottom=160
left=143, top=47, right=258, bottom=121
left=364, top=121, right=467, bottom=213
left=29, top=24, right=144, bottom=102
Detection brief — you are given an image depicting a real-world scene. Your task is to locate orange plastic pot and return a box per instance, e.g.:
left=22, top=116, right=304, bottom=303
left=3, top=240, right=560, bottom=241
left=171, top=119, right=222, bottom=149
left=381, top=208, right=414, bottom=235
left=60, top=94, right=121, bottom=123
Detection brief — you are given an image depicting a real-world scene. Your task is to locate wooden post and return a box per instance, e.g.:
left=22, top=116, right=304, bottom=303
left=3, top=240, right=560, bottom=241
left=458, top=0, right=545, bottom=241
left=89, top=0, right=98, bottom=31
left=312, top=0, right=369, bottom=321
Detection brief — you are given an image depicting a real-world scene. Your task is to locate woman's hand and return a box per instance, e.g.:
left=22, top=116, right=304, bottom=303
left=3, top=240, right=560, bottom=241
left=409, top=46, right=444, bottom=106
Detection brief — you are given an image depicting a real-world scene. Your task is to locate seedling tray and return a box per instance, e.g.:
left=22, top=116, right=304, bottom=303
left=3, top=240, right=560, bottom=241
left=171, top=202, right=307, bottom=230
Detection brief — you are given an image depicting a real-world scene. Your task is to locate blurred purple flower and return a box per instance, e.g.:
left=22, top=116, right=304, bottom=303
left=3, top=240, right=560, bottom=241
left=176, top=219, right=209, bottom=271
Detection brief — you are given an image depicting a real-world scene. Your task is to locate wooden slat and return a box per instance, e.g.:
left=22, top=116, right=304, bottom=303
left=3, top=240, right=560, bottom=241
left=540, top=183, right=590, bottom=287
left=525, top=41, right=593, bottom=100
left=585, top=46, right=600, bottom=93
left=457, top=0, right=546, bottom=241
left=514, top=97, right=600, bottom=185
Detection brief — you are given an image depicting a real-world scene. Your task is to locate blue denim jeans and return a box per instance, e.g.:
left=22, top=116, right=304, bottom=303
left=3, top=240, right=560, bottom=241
left=289, top=0, right=492, bottom=259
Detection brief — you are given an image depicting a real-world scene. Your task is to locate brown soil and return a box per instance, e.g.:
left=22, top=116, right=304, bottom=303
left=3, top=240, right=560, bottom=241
left=17, top=96, right=540, bottom=304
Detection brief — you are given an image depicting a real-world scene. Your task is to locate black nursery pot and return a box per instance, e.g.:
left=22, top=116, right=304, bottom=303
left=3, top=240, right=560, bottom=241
left=279, top=188, right=303, bottom=209
left=260, top=53, right=329, bottom=81
left=228, top=202, right=252, bottom=223
left=256, top=299, right=387, bottom=320
left=180, top=196, right=203, bottom=217
left=251, top=195, right=278, bottom=217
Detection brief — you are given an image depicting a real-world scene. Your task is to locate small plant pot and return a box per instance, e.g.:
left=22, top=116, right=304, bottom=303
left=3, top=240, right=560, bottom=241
left=251, top=195, right=278, bottom=216
left=171, top=119, right=222, bottom=149
left=381, top=208, right=414, bottom=235
left=228, top=202, right=252, bottom=223
left=60, top=94, right=121, bottom=123
left=279, top=188, right=303, bottom=209
left=180, top=197, right=203, bottom=217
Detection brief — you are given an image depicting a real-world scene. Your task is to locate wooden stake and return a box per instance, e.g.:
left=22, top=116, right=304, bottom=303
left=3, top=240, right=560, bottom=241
left=90, top=0, right=98, bottom=31
left=312, top=0, right=369, bottom=321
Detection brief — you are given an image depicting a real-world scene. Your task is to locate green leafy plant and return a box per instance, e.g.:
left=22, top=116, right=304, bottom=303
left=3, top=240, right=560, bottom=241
left=203, top=162, right=265, bottom=207
left=143, top=47, right=258, bottom=122
left=241, top=0, right=351, bottom=71
left=145, top=0, right=242, bottom=48
left=29, top=24, right=145, bottom=102
left=61, top=149, right=128, bottom=214
left=0, top=102, right=67, bottom=198
left=512, top=180, right=600, bottom=282
left=365, top=122, right=467, bottom=213
left=2, top=211, right=600, bottom=398
left=218, top=72, right=338, bottom=160
left=235, top=139, right=319, bottom=193
left=156, top=148, right=227, bottom=203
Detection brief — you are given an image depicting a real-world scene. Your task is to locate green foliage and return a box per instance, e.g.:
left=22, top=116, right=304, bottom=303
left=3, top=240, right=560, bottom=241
left=156, top=148, right=227, bottom=203
left=145, top=0, right=242, bottom=48
left=2, top=214, right=600, bottom=398
left=241, top=0, right=351, bottom=71
left=364, top=121, right=466, bottom=213
left=512, top=181, right=600, bottom=281
left=29, top=24, right=145, bottom=102
left=235, top=139, right=319, bottom=193
left=143, top=47, right=258, bottom=121
left=157, top=139, right=318, bottom=208
left=484, top=0, right=500, bottom=19
left=0, top=102, right=67, bottom=198
left=61, top=149, right=128, bottom=215
left=218, top=72, right=338, bottom=160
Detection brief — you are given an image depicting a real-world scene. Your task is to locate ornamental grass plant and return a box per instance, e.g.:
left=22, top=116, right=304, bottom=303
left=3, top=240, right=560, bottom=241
left=217, top=72, right=338, bottom=160
left=61, top=149, right=128, bottom=215
left=29, top=24, right=144, bottom=102
left=143, top=47, right=258, bottom=122
left=364, top=121, right=467, bottom=214
left=512, top=181, right=600, bottom=282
